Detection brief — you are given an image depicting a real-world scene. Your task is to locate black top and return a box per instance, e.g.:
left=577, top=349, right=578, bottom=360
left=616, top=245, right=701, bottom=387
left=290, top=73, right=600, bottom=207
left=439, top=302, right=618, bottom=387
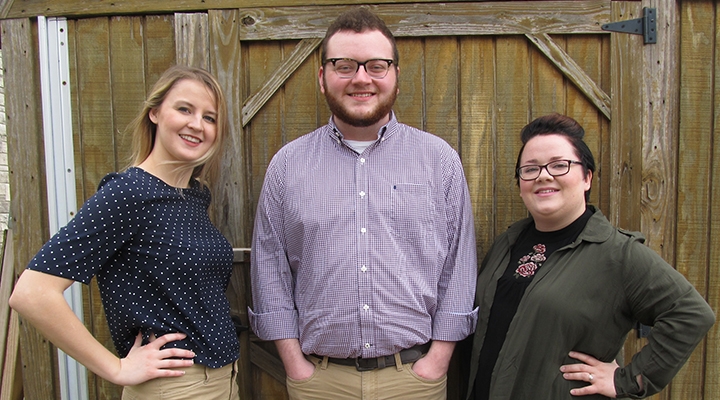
left=474, top=208, right=592, bottom=400
left=27, top=167, right=239, bottom=368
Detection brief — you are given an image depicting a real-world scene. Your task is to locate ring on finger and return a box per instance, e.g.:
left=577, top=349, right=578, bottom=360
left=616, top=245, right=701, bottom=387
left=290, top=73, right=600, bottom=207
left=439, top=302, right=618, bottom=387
left=588, top=373, right=594, bottom=382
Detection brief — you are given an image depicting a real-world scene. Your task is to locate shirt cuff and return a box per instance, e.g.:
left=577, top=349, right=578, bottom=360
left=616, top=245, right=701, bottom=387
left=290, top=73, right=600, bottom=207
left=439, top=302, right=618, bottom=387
left=248, top=307, right=299, bottom=341
left=431, top=306, right=479, bottom=341
left=614, top=367, right=646, bottom=399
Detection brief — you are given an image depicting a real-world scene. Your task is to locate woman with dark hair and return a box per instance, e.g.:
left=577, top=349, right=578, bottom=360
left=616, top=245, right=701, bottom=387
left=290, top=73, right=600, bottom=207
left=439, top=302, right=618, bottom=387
left=467, top=113, right=714, bottom=399
left=10, top=65, right=240, bottom=399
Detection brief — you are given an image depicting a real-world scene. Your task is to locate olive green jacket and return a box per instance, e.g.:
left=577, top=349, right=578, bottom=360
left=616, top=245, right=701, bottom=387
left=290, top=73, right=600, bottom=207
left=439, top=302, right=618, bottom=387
left=467, top=207, right=715, bottom=399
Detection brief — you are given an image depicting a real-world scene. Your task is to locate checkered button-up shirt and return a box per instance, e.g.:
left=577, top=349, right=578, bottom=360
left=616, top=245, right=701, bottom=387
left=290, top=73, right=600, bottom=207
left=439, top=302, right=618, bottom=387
left=249, top=114, right=478, bottom=358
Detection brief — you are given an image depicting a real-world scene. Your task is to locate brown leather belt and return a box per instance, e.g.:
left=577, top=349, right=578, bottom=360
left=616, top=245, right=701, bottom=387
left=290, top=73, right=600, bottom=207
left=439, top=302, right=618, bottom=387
left=317, top=342, right=431, bottom=371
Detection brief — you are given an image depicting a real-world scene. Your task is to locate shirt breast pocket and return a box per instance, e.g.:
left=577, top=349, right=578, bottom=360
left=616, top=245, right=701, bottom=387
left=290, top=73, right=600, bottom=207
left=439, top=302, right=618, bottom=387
left=391, top=183, right=433, bottom=242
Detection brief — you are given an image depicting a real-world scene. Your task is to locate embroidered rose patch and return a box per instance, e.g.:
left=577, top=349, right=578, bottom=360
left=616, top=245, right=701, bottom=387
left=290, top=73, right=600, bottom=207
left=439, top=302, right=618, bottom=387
left=514, top=244, right=546, bottom=279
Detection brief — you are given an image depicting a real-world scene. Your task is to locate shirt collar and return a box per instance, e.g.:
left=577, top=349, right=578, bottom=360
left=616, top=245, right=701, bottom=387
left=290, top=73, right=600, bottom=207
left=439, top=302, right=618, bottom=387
left=327, top=112, right=398, bottom=143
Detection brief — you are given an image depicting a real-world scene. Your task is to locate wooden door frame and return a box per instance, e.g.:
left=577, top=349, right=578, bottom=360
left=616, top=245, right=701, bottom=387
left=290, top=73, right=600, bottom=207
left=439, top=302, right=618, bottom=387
left=199, top=0, right=677, bottom=396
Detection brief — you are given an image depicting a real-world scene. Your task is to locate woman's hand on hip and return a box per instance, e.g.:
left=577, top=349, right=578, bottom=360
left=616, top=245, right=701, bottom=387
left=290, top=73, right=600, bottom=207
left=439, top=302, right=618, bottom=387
left=560, top=351, right=619, bottom=398
left=115, top=332, right=195, bottom=386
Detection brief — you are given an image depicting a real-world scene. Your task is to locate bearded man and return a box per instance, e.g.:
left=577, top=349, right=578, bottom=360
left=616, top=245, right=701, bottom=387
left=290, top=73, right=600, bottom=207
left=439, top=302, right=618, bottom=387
left=249, top=8, right=478, bottom=400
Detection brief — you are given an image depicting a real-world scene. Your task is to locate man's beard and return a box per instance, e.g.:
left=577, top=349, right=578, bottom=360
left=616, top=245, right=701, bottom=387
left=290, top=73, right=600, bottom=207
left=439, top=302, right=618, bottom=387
left=323, top=80, right=398, bottom=128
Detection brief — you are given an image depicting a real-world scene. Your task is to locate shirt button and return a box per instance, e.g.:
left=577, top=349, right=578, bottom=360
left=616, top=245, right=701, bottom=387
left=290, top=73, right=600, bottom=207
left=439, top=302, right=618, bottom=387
left=360, top=265, right=367, bottom=272
left=359, top=191, right=366, bottom=198
left=363, top=304, right=369, bottom=311
left=365, top=343, right=371, bottom=349
left=360, top=228, right=366, bottom=234
left=360, top=158, right=366, bottom=164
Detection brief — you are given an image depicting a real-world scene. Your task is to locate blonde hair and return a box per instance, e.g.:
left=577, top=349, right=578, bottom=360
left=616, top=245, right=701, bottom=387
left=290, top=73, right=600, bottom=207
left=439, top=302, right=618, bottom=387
left=126, top=65, right=229, bottom=190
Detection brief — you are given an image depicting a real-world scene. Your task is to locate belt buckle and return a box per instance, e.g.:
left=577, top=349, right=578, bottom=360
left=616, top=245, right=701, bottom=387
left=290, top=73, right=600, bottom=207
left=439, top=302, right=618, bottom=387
left=354, top=357, right=376, bottom=372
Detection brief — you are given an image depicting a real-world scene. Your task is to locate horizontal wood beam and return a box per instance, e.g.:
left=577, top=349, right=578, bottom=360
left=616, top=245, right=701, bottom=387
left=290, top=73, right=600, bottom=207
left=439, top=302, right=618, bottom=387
left=2, top=0, right=447, bottom=19
left=3, top=1, right=611, bottom=38
left=237, top=2, right=610, bottom=40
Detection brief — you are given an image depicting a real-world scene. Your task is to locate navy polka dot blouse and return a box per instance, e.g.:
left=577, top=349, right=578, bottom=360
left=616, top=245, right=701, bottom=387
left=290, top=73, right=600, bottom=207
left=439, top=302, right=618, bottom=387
left=27, top=167, right=240, bottom=368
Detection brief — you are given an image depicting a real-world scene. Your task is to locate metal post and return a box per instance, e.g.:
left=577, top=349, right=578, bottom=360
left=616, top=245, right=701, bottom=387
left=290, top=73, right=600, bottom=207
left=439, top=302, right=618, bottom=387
left=37, top=15, right=90, bottom=400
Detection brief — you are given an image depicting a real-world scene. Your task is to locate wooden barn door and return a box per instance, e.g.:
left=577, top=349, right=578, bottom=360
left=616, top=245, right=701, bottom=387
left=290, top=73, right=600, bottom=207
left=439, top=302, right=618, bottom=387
left=5, top=1, right=694, bottom=400
left=228, top=2, right=676, bottom=400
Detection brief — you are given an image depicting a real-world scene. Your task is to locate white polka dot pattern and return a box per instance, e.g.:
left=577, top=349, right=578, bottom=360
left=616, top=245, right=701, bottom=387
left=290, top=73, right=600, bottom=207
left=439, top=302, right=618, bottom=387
left=27, top=167, right=239, bottom=368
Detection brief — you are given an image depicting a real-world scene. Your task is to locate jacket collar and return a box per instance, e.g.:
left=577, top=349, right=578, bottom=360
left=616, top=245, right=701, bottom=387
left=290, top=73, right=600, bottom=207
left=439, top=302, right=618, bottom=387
left=505, top=206, right=614, bottom=247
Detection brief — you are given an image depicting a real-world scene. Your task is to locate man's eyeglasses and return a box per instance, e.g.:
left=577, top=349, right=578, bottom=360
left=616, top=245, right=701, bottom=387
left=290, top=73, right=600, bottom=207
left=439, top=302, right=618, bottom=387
left=324, top=58, right=394, bottom=79
left=517, top=160, right=583, bottom=181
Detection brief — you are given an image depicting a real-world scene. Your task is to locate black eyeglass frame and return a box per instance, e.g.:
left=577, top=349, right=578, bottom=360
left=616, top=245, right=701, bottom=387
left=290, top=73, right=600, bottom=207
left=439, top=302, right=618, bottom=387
left=517, top=159, right=584, bottom=181
left=323, top=58, right=395, bottom=79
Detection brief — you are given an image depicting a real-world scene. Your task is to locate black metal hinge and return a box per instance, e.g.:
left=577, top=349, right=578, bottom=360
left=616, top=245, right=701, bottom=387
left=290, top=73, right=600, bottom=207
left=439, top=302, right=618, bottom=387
left=601, top=7, right=657, bottom=44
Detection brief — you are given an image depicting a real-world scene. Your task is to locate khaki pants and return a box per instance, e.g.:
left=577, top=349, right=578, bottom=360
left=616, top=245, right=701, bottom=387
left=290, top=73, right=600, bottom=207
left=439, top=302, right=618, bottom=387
left=121, top=360, right=239, bottom=400
left=286, top=354, right=446, bottom=400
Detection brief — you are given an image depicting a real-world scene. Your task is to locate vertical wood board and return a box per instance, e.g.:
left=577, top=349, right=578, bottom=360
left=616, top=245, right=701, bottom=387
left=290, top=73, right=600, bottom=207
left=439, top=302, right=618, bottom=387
left=208, top=9, right=251, bottom=247
left=175, top=13, right=209, bottom=69
left=1, top=17, right=59, bottom=400
left=459, top=36, right=496, bottom=254
left=423, top=37, right=459, bottom=150
left=108, top=16, right=147, bottom=170
left=494, top=36, right=531, bottom=232
left=394, top=37, right=424, bottom=133
left=674, top=1, right=714, bottom=398
left=142, top=15, right=176, bottom=92
left=530, top=36, right=566, bottom=116
left=247, top=41, right=286, bottom=211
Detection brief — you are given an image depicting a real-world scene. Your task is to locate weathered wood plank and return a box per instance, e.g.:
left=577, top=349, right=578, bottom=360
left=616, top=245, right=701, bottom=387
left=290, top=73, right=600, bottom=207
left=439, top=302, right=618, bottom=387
left=64, top=20, right=103, bottom=400
left=673, top=1, right=712, bottom=398
left=424, top=36, right=458, bottom=149
left=73, top=18, right=119, bottom=400
left=0, top=308, right=23, bottom=400
left=242, top=38, right=321, bottom=127
left=0, top=0, right=11, bottom=19
left=208, top=9, right=251, bottom=247
left=433, top=37, right=462, bottom=388
left=459, top=36, right=495, bottom=256
left=252, top=340, right=290, bottom=399
left=0, top=0, right=610, bottom=23
left=0, top=0, right=490, bottom=18
left=74, top=18, right=115, bottom=194
left=607, top=2, right=647, bottom=397
left=640, top=0, right=679, bottom=264
left=279, top=41, right=322, bottom=143
left=707, top=4, right=720, bottom=396
left=494, top=36, right=530, bottom=233
left=207, top=9, right=251, bottom=396
left=143, top=15, right=176, bottom=92
left=608, top=3, right=642, bottom=232
left=236, top=2, right=610, bottom=41
left=2, top=17, right=59, bottom=400
left=564, top=34, right=610, bottom=212
left=0, top=230, right=11, bottom=371
left=175, top=13, right=209, bottom=70
left=108, top=16, right=146, bottom=170
left=526, top=33, right=611, bottom=119
left=530, top=34, right=566, bottom=117
left=247, top=41, right=286, bottom=212
left=394, top=38, right=423, bottom=130
left=250, top=340, right=286, bottom=384
left=227, top=249, right=252, bottom=400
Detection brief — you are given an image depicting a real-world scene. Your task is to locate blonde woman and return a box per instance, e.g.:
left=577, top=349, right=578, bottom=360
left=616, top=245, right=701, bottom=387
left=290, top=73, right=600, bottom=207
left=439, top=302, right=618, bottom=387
left=10, top=65, right=240, bottom=399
